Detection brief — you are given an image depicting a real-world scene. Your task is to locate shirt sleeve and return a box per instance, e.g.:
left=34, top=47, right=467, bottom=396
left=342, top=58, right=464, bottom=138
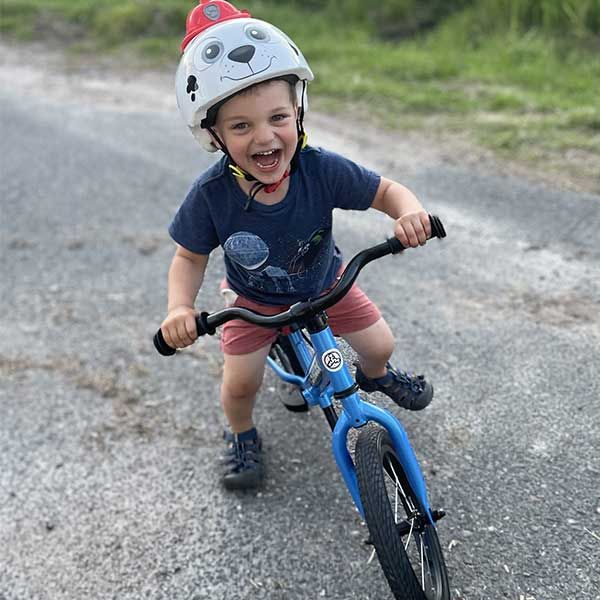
left=320, top=148, right=381, bottom=211
left=168, top=183, right=219, bottom=255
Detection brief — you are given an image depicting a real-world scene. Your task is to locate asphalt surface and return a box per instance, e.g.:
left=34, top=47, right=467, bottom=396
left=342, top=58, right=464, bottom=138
left=1, top=48, right=599, bottom=600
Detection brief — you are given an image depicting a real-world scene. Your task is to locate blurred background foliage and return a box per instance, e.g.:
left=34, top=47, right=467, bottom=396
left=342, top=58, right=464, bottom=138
left=1, top=0, right=600, bottom=41
left=2, top=0, right=599, bottom=189
left=289, top=0, right=600, bottom=39
left=3, top=0, right=599, bottom=47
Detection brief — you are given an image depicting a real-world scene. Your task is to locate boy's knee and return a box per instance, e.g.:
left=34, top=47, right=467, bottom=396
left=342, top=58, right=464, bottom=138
left=222, top=372, right=263, bottom=401
left=366, top=321, right=395, bottom=358
left=345, top=318, right=395, bottom=364
left=221, top=347, right=269, bottom=401
left=373, top=335, right=394, bottom=363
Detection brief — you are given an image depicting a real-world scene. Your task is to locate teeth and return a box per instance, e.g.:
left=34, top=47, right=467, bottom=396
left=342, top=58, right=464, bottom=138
left=255, top=150, right=276, bottom=156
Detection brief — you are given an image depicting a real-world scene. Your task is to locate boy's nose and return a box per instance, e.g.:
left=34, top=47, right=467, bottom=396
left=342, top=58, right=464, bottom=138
left=228, top=45, right=256, bottom=64
left=254, top=122, right=275, bottom=144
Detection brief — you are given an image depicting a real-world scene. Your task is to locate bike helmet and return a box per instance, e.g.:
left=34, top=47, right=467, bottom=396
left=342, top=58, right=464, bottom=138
left=176, top=0, right=314, bottom=154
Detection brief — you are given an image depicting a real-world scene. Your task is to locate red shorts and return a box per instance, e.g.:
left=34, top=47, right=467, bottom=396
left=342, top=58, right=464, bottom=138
left=219, top=277, right=381, bottom=355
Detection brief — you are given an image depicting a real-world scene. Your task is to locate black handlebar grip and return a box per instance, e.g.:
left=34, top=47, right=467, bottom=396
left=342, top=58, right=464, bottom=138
left=387, top=237, right=405, bottom=254
left=429, top=214, right=447, bottom=239
left=196, top=311, right=216, bottom=336
left=154, top=311, right=217, bottom=357
left=387, top=214, right=446, bottom=254
left=153, top=328, right=177, bottom=356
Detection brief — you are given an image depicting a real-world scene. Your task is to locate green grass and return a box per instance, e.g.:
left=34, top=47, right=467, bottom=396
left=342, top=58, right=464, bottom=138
left=2, top=0, right=599, bottom=191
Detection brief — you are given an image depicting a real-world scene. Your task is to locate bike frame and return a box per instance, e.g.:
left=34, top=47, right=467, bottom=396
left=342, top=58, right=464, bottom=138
left=267, top=324, right=435, bottom=525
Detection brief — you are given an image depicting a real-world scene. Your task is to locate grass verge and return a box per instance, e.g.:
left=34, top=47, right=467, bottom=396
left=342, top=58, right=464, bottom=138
left=2, top=0, right=599, bottom=192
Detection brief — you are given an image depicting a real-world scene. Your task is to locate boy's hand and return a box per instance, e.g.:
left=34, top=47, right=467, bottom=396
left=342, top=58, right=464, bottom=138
left=161, top=305, right=199, bottom=349
left=393, top=211, right=432, bottom=248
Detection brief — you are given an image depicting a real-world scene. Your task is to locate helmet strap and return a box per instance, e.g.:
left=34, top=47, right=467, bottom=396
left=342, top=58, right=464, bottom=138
left=242, top=168, right=290, bottom=211
left=243, top=181, right=270, bottom=211
left=289, top=79, right=308, bottom=174
left=206, top=125, right=259, bottom=184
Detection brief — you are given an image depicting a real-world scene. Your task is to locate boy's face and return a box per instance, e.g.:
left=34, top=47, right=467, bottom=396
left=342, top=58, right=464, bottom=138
left=214, top=80, right=298, bottom=185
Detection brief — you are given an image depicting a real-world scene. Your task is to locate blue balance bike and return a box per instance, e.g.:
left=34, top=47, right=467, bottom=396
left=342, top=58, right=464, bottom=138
left=155, top=215, right=450, bottom=600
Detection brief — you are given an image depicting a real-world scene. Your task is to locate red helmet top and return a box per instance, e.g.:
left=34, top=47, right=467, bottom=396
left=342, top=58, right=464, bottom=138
left=181, top=1, right=251, bottom=52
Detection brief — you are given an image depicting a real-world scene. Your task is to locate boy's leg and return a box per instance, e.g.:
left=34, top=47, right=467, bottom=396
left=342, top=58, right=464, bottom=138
left=221, top=345, right=271, bottom=433
left=220, top=345, right=271, bottom=490
left=342, top=318, right=394, bottom=379
left=343, top=319, right=433, bottom=411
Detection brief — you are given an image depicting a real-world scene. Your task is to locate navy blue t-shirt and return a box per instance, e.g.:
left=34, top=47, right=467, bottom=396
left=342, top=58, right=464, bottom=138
left=169, top=146, right=380, bottom=306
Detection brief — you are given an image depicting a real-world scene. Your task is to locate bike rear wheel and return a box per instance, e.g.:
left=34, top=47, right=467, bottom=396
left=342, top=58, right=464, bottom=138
left=355, top=425, right=450, bottom=600
left=269, top=334, right=309, bottom=412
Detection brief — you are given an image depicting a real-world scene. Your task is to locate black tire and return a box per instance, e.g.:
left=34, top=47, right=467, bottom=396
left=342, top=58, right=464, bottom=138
left=271, top=334, right=304, bottom=375
left=269, top=334, right=309, bottom=412
left=355, top=425, right=450, bottom=600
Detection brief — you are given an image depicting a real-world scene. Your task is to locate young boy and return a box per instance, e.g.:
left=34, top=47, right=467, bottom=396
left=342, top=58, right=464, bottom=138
left=161, top=1, right=434, bottom=490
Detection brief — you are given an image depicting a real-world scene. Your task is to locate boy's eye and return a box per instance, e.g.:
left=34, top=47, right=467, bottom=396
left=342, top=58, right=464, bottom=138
left=272, top=114, right=289, bottom=122
left=232, top=122, right=248, bottom=130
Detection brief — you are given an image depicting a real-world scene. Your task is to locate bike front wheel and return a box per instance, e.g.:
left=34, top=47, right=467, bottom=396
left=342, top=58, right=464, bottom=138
left=355, top=425, right=450, bottom=600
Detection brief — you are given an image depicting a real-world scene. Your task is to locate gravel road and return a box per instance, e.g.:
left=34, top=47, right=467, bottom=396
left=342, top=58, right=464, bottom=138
left=1, top=43, right=599, bottom=600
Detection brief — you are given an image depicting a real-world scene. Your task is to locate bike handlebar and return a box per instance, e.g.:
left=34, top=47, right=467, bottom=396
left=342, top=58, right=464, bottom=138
left=154, top=215, right=446, bottom=356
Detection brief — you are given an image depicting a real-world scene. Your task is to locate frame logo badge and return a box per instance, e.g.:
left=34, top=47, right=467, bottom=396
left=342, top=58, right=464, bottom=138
left=321, top=349, right=343, bottom=372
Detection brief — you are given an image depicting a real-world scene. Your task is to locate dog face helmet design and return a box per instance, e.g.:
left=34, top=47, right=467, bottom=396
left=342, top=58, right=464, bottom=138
left=176, top=0, right=314, bottom=152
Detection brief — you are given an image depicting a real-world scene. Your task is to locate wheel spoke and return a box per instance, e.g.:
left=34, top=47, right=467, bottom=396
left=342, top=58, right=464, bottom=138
left=420, top=535, right=425, bottom=588
left=385, top=454, right=432, bottom=591
left=404, top=517, right=415, bottom=551
left=385, top=456, right=401, bottom=523
left=385, top=457, right=417, bottom=552
left=387, top=458, right=412, bottom=511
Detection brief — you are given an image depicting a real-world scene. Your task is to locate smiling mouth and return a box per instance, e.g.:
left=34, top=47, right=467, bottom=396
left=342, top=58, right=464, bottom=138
left=221, top=56, right=276, bottom=81
left=252, top=148, right=282, bottom=170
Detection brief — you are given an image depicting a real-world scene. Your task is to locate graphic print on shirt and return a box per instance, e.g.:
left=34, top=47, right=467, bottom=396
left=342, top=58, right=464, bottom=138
left=223, top=228, right=329, bottom=294
left=288, top=228, right=328, bottom=276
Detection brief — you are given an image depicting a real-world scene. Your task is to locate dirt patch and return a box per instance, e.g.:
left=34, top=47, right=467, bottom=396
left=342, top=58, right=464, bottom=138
left=442, top=287, right=600, bottom=333
left=0, top=353, right=206, bottom=445
left=508, top=291, right=599, bottom=327
left=121, top=233, right=169, bottom=256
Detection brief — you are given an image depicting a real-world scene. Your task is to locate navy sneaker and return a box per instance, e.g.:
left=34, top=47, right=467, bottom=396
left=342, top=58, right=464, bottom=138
left=221, top=427, right=264, bottom=490
left=355, top=362, right=433, bottom=411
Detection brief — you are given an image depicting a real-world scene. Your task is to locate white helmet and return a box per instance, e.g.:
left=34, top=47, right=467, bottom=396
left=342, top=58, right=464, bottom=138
left=176, top=1, right=314, bottom=152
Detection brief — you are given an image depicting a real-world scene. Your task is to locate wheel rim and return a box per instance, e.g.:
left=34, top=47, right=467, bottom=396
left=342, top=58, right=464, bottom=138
left=382, top=450, right=444, bottom=600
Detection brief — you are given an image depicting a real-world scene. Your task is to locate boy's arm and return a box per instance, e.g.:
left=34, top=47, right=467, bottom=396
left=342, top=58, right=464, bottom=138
left=162, top=245, right=209, bottom=348
left=168, top=244, right=209, bottom=311
left=370, top=176, right=432, bottom=248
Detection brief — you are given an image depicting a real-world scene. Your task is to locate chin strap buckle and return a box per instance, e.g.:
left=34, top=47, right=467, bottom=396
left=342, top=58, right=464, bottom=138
left=228, top=164, right=247, bottom=179
left=300, top=131, right=308, bottom=149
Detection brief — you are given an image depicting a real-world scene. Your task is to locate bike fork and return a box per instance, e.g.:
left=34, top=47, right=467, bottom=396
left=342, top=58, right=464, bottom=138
left=307, top=326, right=435, bottom=524
left=332, top=405, right=435, bottom=524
